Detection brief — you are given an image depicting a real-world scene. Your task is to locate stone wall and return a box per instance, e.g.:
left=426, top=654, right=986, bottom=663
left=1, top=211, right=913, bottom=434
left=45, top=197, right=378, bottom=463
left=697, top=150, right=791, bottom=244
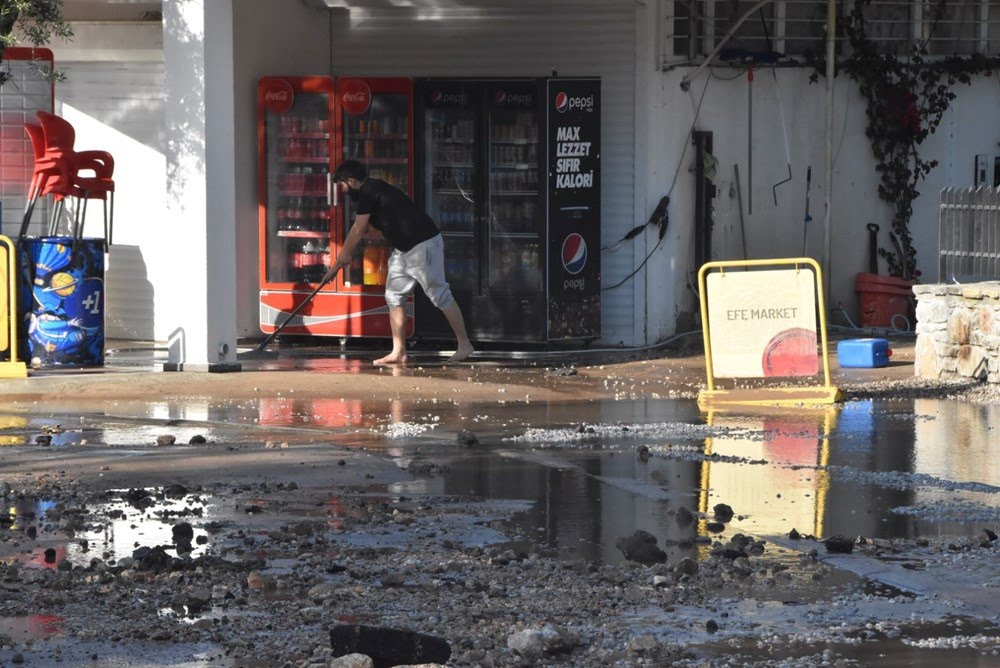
left=914, top=283, right=1000, bottom=382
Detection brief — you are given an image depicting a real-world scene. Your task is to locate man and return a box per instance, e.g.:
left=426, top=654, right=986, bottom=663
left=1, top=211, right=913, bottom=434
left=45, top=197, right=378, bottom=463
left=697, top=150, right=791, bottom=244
left=322, top=160, right=474, bottom=365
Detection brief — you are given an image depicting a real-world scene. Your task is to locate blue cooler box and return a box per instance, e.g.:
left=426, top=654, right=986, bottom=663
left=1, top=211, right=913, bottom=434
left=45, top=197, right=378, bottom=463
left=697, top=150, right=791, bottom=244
left=837, top=338, right=891, bottom=368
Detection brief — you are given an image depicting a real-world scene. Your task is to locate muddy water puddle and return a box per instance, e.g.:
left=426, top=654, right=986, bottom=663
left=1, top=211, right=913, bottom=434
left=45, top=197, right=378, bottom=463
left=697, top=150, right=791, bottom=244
left=686, top=616, right=1000, bottom=667
left=3, top=396, right=998, bottom=564
left=0, top=489, right=218, bottom=569
left=0, top=395, right=997, bottom=666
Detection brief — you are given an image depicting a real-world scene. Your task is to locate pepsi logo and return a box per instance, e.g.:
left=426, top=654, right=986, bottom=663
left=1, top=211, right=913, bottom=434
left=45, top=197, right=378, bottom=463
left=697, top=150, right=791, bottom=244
left=561, top=233, right=587, bottom=275
left=554, top=92, right=569, bottom=113
left=431, top=90, right=468, bottom=106
left=554, top=91, right=596, bottom=113
left=494, top=90, right=507, bottom=104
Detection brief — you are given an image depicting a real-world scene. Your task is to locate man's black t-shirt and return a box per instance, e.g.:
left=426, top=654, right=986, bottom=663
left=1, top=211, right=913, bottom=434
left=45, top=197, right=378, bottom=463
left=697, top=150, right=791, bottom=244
left=356, top=178, right=439, bottom=252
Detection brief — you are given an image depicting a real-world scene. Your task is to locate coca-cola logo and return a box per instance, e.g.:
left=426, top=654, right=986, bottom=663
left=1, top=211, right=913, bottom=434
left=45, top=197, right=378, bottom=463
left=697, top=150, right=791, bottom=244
left=261, top=78, right=294, bottom=114
left=340, top=78, right=372, bottom=116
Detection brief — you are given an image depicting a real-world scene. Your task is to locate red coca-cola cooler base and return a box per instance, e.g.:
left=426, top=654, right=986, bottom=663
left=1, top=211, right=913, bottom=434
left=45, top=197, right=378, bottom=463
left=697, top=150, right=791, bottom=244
left=259, top=291, right=414, bottom=339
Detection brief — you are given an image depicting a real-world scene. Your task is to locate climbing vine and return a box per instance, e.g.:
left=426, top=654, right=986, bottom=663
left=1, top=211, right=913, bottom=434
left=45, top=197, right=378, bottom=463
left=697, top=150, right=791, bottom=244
left=815, top=0, right=1000, bottom=280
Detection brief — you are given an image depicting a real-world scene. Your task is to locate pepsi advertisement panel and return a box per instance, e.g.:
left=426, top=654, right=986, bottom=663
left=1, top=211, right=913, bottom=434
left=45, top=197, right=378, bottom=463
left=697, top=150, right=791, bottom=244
left=547, top=78, right=600, bottom=340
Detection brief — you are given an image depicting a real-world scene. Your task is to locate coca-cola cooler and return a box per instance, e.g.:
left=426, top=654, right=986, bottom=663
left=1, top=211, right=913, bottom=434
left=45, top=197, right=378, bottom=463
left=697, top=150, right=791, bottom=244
left=257, top=76, right=414, bottom=339
left=413, top=78, right=601, bottom=343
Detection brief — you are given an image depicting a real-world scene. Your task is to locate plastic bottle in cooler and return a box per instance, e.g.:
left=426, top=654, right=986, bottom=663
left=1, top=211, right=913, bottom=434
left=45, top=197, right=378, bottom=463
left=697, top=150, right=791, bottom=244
left=349, top=252, right=363, bottom=285
left=363, top=241, right=380, bottom=286
left=521, top=243, right=537, bottom=269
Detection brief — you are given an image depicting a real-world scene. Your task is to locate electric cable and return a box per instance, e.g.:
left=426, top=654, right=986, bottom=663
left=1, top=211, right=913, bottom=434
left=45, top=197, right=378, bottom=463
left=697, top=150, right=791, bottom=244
left=832, top=84, right=851, bottom=169
left=832, top=306, right=914, bottom=335
left=601, top=75, right=711, bottom=290
left=710, top=66, right=750, bottom=81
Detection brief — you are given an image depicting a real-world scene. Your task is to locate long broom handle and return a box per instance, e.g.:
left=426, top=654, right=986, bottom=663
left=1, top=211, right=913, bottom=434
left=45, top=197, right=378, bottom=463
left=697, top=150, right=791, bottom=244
left=254, top=273, right=334, bottom=353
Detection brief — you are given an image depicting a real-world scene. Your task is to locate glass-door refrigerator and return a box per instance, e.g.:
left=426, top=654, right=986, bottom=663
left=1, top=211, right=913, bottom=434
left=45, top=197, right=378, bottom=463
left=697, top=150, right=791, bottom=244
left=257, top=76, right=413, bottom=340
left=415, top=80, right=545, bottom=342
left=421, top=82, right=482, bottom=313
left=414, top=78, right=600, bottom=343
left=485, top=81, right=544, bottom=337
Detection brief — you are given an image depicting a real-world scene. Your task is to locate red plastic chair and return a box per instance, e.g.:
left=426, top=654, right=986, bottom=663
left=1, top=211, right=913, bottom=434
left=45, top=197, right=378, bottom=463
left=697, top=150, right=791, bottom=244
left=35, top=111, right=116, bottom=250
left=19, top=121, right=71, bottom=238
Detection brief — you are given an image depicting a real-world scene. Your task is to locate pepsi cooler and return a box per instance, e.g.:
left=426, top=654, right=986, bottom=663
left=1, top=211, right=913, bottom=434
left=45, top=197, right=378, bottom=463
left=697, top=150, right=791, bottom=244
left=414, top=77, right=601, bottom=343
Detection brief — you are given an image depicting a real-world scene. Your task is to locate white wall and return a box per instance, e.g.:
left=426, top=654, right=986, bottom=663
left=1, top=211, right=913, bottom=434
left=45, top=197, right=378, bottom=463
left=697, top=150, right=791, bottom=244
left=46, top=22, right=165, bottom=341
left=643, top=66, right=1000, bottom=340
left=232, top=0, right=332, bottom=338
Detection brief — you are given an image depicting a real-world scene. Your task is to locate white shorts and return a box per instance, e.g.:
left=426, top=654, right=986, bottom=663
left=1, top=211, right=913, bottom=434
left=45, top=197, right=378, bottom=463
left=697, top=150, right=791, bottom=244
left=384, top=234, right=455, bottom=309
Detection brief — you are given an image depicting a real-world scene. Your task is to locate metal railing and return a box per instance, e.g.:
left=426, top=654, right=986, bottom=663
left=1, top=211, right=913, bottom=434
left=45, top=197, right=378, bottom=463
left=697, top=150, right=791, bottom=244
left=662, top=0, right=1000, bottom=66
left=939, top=186, right=1000, bottom=283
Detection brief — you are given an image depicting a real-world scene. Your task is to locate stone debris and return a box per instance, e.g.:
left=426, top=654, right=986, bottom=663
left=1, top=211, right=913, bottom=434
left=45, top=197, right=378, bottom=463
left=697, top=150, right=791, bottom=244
left=329, top=625, right=451, bottom=666
left=713, top=503, right=735, bottom=521
left=456, top=429, right=479, bottom=447
left=823, top=535, right=855, bottom=554
left=615, top=530, right=667, bottom=565
left=507, top=624, right=575, bottom=658
left=155, top=434, right=176, bottom=446
left=675, top=506, right=694, bottom=527
left=328, top=655, right=374, bottom=668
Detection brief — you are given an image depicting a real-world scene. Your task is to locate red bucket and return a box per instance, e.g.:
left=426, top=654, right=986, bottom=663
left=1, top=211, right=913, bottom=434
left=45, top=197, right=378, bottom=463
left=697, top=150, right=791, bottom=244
left=854, top=272, right=915, bottom=328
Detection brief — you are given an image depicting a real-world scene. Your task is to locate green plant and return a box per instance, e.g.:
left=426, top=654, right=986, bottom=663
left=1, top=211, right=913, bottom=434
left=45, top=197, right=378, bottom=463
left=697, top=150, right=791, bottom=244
left=814, top=0, right=1000, bottom=280
left=0, top=0, right=72, bottom=86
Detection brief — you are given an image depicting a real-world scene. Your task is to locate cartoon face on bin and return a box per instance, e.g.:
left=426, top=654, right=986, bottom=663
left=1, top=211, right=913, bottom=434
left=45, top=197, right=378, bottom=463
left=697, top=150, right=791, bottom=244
left=29, top=312, right=87, bottom=358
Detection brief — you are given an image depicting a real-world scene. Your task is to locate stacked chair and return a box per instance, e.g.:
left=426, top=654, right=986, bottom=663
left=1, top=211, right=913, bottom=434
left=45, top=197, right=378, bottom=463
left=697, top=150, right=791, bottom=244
left=19, top=111, right=115, bottom=251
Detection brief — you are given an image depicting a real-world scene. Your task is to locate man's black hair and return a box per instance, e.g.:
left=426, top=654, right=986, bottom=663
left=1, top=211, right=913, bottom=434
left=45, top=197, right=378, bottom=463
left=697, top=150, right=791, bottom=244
left=333, top=160, right=367, bottom=183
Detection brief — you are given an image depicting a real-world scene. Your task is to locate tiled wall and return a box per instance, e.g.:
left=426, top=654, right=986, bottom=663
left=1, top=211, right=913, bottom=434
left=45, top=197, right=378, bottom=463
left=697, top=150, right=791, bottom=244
left=0, top=55, right=53, bottom=238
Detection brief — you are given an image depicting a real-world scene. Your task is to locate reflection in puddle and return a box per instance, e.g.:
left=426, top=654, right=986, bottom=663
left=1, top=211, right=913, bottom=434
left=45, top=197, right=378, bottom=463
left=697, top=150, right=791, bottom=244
left=0, top=615, right=64, bottom=643
left=0, top=491, right=216, bottom=568
left=401, top=398, right=1000, bottom=565
left=1, top=395, right=997, bottom=571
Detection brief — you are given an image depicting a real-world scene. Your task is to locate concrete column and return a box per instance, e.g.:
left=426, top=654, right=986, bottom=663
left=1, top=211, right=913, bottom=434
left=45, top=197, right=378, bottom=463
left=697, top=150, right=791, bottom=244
left=158, top=0, right=240, bottom=371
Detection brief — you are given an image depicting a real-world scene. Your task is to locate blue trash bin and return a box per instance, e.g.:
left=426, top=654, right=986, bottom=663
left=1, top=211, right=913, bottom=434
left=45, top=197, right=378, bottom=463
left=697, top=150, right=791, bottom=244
left=16, top=237, right=105, bottom=368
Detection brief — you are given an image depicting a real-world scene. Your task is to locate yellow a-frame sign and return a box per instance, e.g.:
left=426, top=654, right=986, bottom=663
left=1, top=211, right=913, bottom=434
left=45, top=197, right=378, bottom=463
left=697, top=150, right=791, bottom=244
left=698, top=258, right=841, bottom=407
left=0, top=235, right=28, bottom=378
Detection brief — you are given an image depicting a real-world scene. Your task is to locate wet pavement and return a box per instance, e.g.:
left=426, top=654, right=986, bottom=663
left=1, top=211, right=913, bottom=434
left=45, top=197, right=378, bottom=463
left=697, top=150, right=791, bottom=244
left=0, top=340, right=998, bottom=666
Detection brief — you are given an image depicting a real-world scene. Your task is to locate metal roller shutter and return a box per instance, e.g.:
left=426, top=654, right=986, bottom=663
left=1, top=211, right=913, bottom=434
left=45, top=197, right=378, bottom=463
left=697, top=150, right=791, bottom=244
left=329, top=1, right=639, bottom=345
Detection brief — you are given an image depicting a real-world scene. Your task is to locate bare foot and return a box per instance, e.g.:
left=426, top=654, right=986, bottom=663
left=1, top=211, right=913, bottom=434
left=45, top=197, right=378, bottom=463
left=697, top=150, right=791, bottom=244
left=447, top=343, right=475, bottom=363
left=373, top=352, right=408, bottom=366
